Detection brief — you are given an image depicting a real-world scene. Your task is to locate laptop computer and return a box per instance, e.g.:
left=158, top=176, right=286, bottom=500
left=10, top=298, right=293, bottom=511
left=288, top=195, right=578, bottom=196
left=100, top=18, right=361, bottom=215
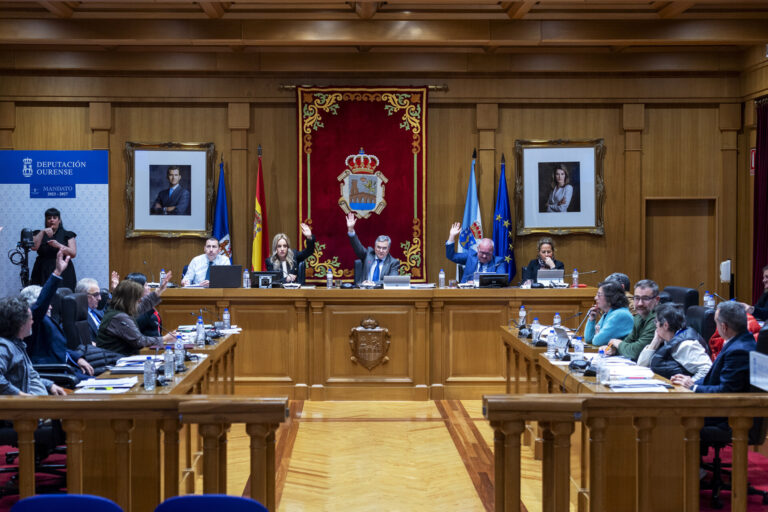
left=479, top=273, right=508, bottom=288
left=209, top=265, right=242, bottom=288
left=537, top=269, right=565, bottom=286
left=383, top=275, right=411, bottom=289
left=250, top=270, right=283, bottom=288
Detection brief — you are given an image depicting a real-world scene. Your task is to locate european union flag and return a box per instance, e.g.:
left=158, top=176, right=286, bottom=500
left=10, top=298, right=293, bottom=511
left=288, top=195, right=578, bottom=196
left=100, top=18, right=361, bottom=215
left=492, top=154, right=515, bottom=282
left=213, top=160, right=232, bottom=263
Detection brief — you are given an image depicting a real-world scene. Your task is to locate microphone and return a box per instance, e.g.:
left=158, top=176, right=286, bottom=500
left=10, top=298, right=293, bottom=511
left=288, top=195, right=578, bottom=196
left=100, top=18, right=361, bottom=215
left=711, top=291, right=737, bottom=303
left=576, top=270, right=598, bottom=276
left=143, top=260, right=156, bottom=283
left=564, top=311, right=582, bottom=322
left=696, top=281, right=705, bottom=290
left=574, top=312, right=591, bottom=336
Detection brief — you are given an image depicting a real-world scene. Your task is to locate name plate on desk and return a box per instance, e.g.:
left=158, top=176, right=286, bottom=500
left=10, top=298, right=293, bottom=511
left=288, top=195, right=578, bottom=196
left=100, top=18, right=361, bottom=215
left=750, top=351, right=768, bottom=391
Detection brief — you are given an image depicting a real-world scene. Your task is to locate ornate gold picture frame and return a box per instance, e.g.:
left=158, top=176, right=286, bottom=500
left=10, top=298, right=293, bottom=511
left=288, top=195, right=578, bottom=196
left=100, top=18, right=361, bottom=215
left=514, top=138, right=606, bottom=236
left=125, top=141, right=215, bottom=238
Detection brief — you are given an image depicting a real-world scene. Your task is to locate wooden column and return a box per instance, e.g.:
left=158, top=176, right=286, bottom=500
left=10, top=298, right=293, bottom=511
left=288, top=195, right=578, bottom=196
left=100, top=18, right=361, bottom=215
left=623, top=104, right=644, bottom=280
left=430, top=300, right=444, bottom=399
left=162, top=417, right=181, bottom=500
left=587, top=417, right=608, bottom=512
left=552, top=421, right=575, bottom=512
left=540, top=421, right=554, bottom=512
left=14, top=419, right=37, bottom=498
left=633, top=416, right=655, bottom=512
left=502, top=420, right=525, bottom=512
left=740, top=100, right=757, bottom=301
left=89, top=102, right=111, bottom=150
left=729, top=416, right=753, bottom=512
left=0, top=101, right=14, bottom=149
left=719, top=103, right=741, bottom=299
left=246, top=423, right=269, bottom=508
left=200, top=423, right=223, bottom=494
left=62, top=419, right=85, bottom=495
left=295, top=299, right=309, bottom=399
left=229, top=103, right=250, bottom=267
left=477, top=103, right=498, bottom=227
left=681, top=416, right=704, bottom=512
left=111, top=418, right=134, bottom=512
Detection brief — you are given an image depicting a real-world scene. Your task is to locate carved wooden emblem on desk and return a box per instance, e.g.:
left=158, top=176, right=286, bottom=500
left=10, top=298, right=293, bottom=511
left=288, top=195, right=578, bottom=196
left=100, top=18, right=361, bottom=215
left=349, top=317, right=390, bottom=370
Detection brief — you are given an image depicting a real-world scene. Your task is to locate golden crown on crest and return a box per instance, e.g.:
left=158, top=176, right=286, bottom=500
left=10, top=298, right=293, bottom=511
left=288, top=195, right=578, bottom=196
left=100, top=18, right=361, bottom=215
left=345, top=148, right=379, bottom=174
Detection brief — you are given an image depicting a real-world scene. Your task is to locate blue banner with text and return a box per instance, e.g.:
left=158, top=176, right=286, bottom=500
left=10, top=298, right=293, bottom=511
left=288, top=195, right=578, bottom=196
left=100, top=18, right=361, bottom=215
left=0, top=150, right=109, bottom=198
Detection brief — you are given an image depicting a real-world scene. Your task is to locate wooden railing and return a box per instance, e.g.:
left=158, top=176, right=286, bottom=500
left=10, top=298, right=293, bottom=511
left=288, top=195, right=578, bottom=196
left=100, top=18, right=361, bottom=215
left=484, top=393, right=768, bottom=512
left=1, top=395, right=287, bottom=512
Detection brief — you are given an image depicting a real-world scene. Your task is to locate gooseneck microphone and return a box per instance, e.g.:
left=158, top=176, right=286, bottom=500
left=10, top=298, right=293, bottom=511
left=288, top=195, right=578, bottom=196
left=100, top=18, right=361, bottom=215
left=143, top=260, right=156, bottom=283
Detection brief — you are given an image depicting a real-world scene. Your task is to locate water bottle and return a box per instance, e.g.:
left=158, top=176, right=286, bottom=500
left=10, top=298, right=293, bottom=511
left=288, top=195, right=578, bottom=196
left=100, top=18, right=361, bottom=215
left=572, top=336, right=584, bottom=362
left=553, top=312, right=561, bottom=327
left=242, top=269, right=250, bottom=288
left=572, top=268, right=579, bottom=288
left=518, top=306, right=527, bottom=327
left=159, top=268, right=166, bottom=284
left=195, top=316, right=206, bottom=347
left=473, top=271, right=480, bottom=288
left=438, top=269, right=446, bottom=289
left=222, top=308, right=231, bottom=329
left=143, top=356, right=156, bottom=391
left=595, top=347, right=608, bottom=384
left=174, top=334, right=185, bottom=372
left=326, top=269, right=333, bottom=289
left=546, top=329, right=556, bottom=358
left=164, top=345, right=175, bottom=380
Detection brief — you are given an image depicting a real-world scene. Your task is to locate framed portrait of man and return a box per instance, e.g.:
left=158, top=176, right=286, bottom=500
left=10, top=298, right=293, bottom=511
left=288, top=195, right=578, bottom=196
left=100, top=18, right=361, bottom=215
left=514, top=138, right=605, bottom=236
left=125, top=141, right=214, bottom=238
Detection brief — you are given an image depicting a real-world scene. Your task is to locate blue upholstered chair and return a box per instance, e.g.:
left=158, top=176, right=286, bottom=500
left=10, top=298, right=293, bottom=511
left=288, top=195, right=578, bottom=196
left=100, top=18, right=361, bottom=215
left=154, top=495, right=267, bottom=512
left=11, top=494, right=123, bottom=512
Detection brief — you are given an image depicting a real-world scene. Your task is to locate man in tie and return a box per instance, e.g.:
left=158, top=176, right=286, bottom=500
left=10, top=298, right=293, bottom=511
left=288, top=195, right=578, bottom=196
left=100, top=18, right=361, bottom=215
left=151, top=166, right=191, bottom=215
left=346, top=213, right=400, bottom=286
left=75, top=277, right=107, bottom=342
left=445, top=222, right=507, bottom=284
left=182, top=237, right=231, bottom=288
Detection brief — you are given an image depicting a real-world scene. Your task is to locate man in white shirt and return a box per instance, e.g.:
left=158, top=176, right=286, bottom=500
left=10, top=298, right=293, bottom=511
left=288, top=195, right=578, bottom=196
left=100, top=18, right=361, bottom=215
left=181, top=238, right=231, bottom=288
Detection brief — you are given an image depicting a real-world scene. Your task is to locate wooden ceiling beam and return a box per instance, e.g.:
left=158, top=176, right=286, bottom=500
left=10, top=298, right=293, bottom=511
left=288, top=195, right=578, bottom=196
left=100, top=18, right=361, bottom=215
left=502, top=1, right=536, bottom=20
left=657, top=2, right=696, bottom=18
left=199, top=2, right=226, bottom=19
left=38, top=1, right=74, bottom=18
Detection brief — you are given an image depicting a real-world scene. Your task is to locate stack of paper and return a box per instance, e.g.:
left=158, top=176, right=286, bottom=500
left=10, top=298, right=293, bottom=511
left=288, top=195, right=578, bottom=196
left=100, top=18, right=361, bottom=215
left=109, top=355, right=163, bottom=374
left=74, top=376, right=138, bottom=394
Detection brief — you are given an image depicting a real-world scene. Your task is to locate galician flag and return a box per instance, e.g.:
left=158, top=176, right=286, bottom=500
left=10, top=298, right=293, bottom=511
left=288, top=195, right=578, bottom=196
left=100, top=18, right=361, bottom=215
left=252, top=145, right=269, bottom=271
left=213, top=159, right=232, bottom=263
left=459, top=149, right=483, bottom=253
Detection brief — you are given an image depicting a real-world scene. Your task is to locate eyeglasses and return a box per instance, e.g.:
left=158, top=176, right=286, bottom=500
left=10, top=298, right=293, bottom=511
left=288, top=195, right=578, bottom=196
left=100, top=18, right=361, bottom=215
left=88, top=292, right=101, bottom=298
left=633, top=295, right=658, bottom=302
left=477, top=250, right=493, bottom=256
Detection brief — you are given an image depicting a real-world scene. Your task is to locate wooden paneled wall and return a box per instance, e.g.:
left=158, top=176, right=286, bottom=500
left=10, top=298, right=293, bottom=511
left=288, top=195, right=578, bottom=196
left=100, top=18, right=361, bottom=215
left=2, top=67, right=765, bottom=298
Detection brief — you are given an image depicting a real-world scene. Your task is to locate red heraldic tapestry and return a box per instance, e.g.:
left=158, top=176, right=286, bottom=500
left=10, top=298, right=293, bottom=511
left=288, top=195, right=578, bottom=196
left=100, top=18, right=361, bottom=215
left=297, top=86, right=428, bottom=283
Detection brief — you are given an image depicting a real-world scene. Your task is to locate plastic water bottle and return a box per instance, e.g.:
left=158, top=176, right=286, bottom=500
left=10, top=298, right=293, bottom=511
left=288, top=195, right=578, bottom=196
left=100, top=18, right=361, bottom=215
left=518, top=306, right=527, bottom=327
left=222, top=308, right=231, bottom=329
left=553, top=312, right=561, bottom=327
left=595, top=347, right=608, bottom=384
left=164, top=345, right=175, bottom=380
left=572, top=336, right=584, bottom=361
left=709, top=294, right=717, bottom=308
left=242, top=269, right=250, bottom=288
left=438, top=269, right=446, bottom=289
left=705, top=292, right=715, bottom=308
left=546, top=329, right=556, bottom=358
left=143, top=356, right=156, bottom=391
left=195, top=316, right=206, bottom=348
left=572, top=268, right=579, bottom=288
left=159, top=268, right=166, bottom=284
left=174, top=334, right=185, bottom=372
left=326, top=269, right=333, bottom=289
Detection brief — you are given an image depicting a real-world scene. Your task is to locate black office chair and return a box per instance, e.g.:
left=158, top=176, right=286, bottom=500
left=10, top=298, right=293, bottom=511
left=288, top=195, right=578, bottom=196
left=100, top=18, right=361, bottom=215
left=660, top=286, right=699, bottom=312
left=0, top=420, right=67, bottom=497
left=354, top=259, right=363, bottom=285
left=700, top=326, right=768, bottom=508
left=685, top=305, right=715, bottom=356
left=297, top=261, right=306, bottom=285
left=97, top=288, right=110, bottom=311
left=61, top=293, right=89, bottom=350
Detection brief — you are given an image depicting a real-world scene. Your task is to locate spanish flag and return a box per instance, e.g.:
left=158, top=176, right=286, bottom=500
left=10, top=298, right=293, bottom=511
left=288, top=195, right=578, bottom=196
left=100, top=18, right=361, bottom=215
left=252, top=145, right=269, bottom=271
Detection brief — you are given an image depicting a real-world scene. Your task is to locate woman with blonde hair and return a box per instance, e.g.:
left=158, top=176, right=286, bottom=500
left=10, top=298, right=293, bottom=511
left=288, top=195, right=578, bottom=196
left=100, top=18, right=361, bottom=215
left=265, top=223, right=316, bottom=284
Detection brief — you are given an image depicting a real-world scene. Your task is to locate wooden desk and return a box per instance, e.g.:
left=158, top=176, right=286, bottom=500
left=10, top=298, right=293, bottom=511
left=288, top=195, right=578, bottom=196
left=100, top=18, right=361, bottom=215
left=158, top=287, right=596, bottom=400
left=80, top=335, right=237, bottom=511
left=536, top=351, right=689, bottom=512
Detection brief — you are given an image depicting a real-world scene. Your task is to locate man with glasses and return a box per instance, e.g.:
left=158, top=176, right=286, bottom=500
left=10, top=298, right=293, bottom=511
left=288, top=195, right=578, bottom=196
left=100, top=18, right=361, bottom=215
left=606, top=279, right=660, bottom=361
left=75, top=277, right=107, bottom=341
left=346, top=213, right=400, bottom=286
left=446, top=222, right=508, bottom=284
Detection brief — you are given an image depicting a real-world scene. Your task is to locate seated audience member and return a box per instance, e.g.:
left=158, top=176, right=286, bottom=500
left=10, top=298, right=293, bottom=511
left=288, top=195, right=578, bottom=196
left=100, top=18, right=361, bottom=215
left=75, top=277, right=106, bottom=341
left=520, top=237, right=565, bottom=285
left=606, top=279, right=659, bottom=360
left=346, top=213, right=400, bottom=286
left=125, top=271, right=172, bottom=336
left=445, top=222, right=507, bottom=284
left=605, top=272, right=636, bottom=314
left=96, top=280, right=176, bottom=356
left=742, top=264, right=768, bottom=321
left=19, top=250, right=92, bottom=377
left=708, top=310, right=760, bottom=361
left=0, top=296, right=66, bottom=395
left=637, top=303, right=711, bottom=381
left=181, top=238, right=231, bottom=287
left=671, top=301, right=756, bottom=393
left=265, top=223, right=316, bottom=284
left=585, top=280, right=634, bottom=346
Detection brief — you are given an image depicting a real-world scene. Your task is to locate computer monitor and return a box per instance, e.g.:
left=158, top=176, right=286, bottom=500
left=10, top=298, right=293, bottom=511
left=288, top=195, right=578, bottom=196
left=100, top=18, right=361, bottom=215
left=383, top=275, right=411, bottom=289
left=209, top=265, right=243, bottom=288
left=478, top=273, right=508, bottom=288
left=250, top=270, right=282, bottom=289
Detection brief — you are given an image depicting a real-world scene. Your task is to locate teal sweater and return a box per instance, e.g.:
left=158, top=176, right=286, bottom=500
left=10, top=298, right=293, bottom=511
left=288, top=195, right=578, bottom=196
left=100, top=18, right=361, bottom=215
left=585, top=307, right=634, bottom=346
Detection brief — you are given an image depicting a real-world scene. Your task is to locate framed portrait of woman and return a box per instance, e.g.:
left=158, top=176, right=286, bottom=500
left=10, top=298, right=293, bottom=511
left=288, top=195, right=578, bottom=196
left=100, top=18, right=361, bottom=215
left=513, top=138, right=606, bottom=236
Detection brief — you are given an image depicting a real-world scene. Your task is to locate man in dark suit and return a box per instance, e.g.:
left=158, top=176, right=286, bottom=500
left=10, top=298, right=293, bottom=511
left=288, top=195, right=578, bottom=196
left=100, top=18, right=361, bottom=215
left=671, top=300, right=755, bottom=393
left=445, top=222, right=507, bottom=284
left=151, top=166, right=190, bottom=215
left=75, top=277, right=104, bottom=341
left=346, top=213, right=400, bottom=286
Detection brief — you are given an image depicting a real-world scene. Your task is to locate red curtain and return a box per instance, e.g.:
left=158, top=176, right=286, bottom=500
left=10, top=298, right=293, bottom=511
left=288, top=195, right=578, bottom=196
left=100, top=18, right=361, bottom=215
left=753, top=97, right=768, bottom=301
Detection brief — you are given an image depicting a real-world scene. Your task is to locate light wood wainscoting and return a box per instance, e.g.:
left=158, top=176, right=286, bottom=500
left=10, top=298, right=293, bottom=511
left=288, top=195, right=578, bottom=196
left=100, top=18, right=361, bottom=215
left=157, top=287, right=595, bottom=400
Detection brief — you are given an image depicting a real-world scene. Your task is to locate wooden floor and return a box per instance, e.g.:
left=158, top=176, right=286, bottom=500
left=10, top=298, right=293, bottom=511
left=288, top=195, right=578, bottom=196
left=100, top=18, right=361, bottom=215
left=225, top=401, right=548, bottom=512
